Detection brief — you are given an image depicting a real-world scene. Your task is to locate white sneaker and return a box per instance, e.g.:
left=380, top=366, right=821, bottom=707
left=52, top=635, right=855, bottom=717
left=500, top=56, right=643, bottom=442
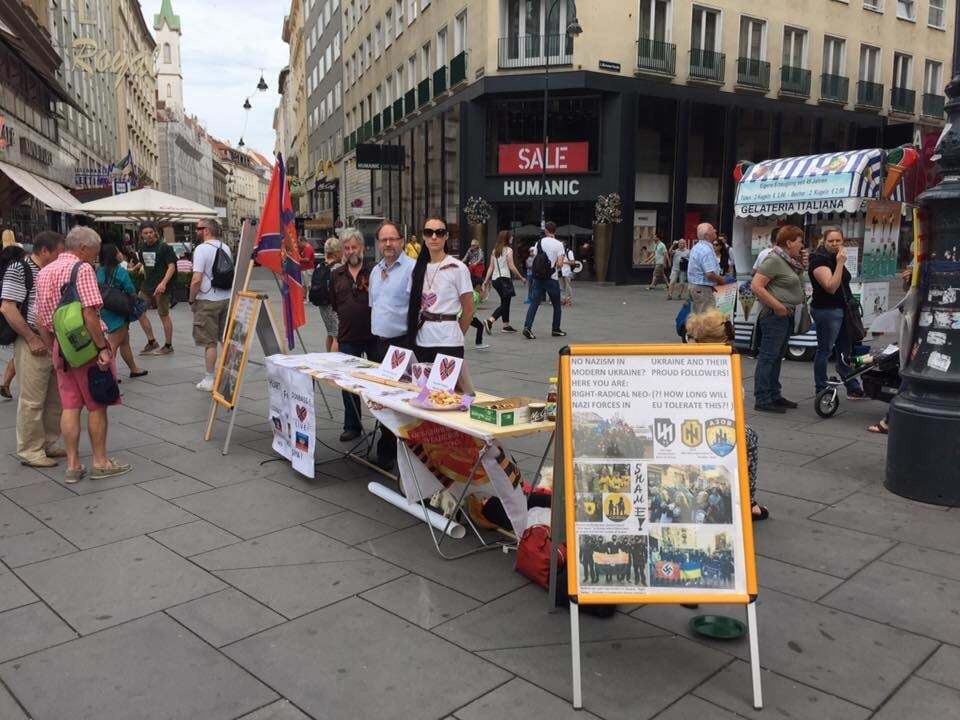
left=475, top=343, right=490, bottom=350
left=196, top=376, right=214, bottom=392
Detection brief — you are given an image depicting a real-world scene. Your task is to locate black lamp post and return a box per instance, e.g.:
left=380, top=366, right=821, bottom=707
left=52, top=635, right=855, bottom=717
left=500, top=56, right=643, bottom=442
left=539, top=1, right=582, bottom=228
left=885, top=73, right=960, bottom=506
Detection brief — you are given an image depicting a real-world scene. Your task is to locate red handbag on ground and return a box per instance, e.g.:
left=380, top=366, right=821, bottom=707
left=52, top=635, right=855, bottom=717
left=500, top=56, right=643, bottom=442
left=515, top=524, right=565, bottom=589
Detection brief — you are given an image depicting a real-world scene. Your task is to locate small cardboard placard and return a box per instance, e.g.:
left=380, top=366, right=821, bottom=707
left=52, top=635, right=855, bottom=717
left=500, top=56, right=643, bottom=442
left=378, top=345, right=415, bottom=382
left=426, top=353, right=463, bottom=392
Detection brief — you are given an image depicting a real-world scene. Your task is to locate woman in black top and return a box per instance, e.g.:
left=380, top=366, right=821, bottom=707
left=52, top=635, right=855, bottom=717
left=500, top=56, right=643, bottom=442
left=808, top=228, right=864, bottom=397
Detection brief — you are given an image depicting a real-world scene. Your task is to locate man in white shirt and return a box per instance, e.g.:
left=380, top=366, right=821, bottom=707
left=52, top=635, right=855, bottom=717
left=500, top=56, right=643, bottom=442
left=188, top=220, right=233, bottom=391
left=522, top=221, right=567, bottom=340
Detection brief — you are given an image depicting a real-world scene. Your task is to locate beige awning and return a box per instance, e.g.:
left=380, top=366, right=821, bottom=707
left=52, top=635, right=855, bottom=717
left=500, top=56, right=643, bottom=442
left=0, top=160, right=82, bottom=214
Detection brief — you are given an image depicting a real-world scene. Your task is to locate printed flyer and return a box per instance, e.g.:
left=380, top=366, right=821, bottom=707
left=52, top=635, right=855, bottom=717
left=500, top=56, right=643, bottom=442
left=568, top=353, right=747, bottom=597
left=862, top=201, right=901, bottom=279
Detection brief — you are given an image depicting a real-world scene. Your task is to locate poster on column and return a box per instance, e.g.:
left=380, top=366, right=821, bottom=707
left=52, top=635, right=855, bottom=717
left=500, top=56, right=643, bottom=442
left=287, top=366, right=316, bottom=477
left=862, top=201, right=901, bottom=279
left=560, top=345, right=757, bottom=605
left=266, top=357, right=292, bottom=460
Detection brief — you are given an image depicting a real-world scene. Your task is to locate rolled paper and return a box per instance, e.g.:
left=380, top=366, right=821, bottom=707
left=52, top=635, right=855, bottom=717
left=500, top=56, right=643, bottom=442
left=367, top=481, right=467, bottom=539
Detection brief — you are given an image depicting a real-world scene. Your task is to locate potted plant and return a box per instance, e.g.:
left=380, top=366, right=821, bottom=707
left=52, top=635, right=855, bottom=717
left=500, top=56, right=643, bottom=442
left=464, top=196, right=491, bottom=253
left=593, top=192, right=622, bottom=283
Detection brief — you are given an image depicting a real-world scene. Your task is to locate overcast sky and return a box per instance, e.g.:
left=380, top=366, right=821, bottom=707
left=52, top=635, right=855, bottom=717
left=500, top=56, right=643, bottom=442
left=146, top=0, right=288, bottom=158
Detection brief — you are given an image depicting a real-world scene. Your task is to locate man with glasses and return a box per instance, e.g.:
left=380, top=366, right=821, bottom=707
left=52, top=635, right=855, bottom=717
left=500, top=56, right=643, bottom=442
left=329, top=229, right=375, bottom=442
left=132, top=222, right=177, bottom=355
left=367, top=220, right=414, bottom=470
left=188, top=220, right=232, bottom=391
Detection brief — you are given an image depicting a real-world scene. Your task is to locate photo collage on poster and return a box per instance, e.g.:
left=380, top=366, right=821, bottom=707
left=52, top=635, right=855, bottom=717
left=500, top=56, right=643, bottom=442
left=569, top=354, right=746, bottom=597
left=913, top=269, right=960, bottom=375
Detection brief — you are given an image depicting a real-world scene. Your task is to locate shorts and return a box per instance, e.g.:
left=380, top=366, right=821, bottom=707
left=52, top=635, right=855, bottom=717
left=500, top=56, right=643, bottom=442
left=52, top=340, right=117, bottom=412
left=318, top=305, right=339, bottom=337
left=192, top=299, right=229, bottom=347
left=670, top=265, right=687, bottom=283
left=139, top=290, right=171, bottom=317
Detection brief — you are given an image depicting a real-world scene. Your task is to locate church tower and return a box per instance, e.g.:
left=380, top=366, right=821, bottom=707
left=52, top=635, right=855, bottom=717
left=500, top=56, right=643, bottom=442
left=154, top=0, right=183, bottom=114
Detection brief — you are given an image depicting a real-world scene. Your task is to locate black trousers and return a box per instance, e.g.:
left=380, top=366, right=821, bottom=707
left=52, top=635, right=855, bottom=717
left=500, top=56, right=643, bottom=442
left=371, top=334, right=412, bottom=464
left=415, top=345, right=465, bottom=363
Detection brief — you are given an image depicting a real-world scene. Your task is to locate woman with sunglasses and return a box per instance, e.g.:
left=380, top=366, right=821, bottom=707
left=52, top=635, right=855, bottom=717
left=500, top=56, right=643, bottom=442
left=406, top=216, right=474, bottom=362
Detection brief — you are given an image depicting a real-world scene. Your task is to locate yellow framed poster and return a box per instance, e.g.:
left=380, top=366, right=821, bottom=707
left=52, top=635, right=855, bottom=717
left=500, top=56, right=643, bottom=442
left=212, top=291, right=262, bottom=410
left=559, top=343, right=758, bottom=606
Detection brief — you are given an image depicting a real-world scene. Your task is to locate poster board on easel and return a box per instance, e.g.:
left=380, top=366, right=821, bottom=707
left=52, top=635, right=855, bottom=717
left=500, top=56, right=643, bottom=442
left=556, top=344, right=761, bottom=711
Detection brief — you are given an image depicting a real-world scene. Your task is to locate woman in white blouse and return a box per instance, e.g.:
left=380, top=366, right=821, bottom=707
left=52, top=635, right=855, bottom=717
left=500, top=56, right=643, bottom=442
left=406, top=216, right=475, bottom=362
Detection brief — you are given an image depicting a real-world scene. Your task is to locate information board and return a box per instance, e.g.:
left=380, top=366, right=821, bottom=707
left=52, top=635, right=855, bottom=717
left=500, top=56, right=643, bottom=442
left=560, top=344, right=757, bottom=606
left=212, top=291, right=262, bottom=410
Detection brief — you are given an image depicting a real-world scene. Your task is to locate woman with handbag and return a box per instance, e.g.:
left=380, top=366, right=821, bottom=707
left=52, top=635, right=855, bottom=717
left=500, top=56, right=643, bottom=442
left=750, top=225, right=806, bottom=413
left=482, top=230, right=525, bottom=333
left=96, top=244, right=147, bottom=379
left=809, top=227, right=865, bottom=399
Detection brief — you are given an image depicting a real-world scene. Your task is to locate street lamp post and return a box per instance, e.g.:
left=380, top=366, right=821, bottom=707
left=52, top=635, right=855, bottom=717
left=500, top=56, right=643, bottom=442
left=885, top=73, right=960, bottom=506
left=540, top=2, right=582, bottom=228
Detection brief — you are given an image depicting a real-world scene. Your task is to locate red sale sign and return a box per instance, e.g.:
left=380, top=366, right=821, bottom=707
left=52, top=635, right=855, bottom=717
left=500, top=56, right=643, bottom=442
left=498, top=142, right=589, bottom=175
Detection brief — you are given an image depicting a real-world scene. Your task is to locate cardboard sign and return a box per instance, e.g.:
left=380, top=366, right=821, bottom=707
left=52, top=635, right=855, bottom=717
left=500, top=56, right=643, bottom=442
left=426, top=353, right=463, bottom=392
left=559, top=344, right=757, bottom=606
left=377, top=345, right=415, bottom=382
left=212, top=291, right=261, bottom=410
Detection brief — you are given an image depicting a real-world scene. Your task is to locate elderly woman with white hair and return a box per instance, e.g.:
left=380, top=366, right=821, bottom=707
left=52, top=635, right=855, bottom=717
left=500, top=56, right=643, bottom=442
left=309, top=236, right=343, bottom=352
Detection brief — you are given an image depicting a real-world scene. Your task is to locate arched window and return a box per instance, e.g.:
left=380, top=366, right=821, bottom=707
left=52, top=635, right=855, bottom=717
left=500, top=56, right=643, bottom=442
left=163, top=43, right=171, bottom=63
left=166, top=83, right=172, bottom=98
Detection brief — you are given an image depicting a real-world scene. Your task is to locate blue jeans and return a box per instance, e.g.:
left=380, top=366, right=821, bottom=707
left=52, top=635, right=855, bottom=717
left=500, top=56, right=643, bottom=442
left=339, top=340, right=376, bottom=432
left=811, top=306, right=862, bottom=393
left=524, top=272, right=535, bottom=303
left=754, top=312, right=792, bottom=405
left=524, top=277, right=562, bottom=332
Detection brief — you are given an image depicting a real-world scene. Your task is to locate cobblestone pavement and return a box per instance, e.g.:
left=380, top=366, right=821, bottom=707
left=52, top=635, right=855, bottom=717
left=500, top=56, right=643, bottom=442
left=0, top=270, right=956, bottom=720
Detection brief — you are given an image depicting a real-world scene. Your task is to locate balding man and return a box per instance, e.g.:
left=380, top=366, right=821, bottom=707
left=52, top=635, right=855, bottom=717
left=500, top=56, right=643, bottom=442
left=34, top=227, right=131, bottom=483
left=686, top=223, right=725, bottom=314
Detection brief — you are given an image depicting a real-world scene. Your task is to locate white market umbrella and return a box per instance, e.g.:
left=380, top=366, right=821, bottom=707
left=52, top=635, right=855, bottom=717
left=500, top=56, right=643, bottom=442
left=77, top=188, right=218, bottom=223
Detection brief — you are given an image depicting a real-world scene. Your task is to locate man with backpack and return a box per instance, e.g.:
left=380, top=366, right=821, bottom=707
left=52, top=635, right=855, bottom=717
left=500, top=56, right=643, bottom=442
left=522, top=221, right=567, bottom=340
left=189, top=219, right=233, bottom=392
left=34, top=227, right=131, bottom=482
left=0, top=231, right=64, bottom=467
left=132, top=222, right=177, bottom=355
left=309, top=237, right=342, bottom=352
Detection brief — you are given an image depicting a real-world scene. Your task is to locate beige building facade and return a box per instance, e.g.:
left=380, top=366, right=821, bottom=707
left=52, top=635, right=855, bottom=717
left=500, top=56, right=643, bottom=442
left=282, top=0, right=309, bottom=214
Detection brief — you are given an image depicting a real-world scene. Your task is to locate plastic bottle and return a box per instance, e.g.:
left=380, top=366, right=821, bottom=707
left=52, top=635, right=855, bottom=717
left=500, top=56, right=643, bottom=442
left=546, top=377, right=558, bottom=422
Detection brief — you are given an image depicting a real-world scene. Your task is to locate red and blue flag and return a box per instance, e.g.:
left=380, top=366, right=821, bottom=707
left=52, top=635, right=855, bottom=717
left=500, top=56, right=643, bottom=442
left=254, top=153, right=305, bottom=350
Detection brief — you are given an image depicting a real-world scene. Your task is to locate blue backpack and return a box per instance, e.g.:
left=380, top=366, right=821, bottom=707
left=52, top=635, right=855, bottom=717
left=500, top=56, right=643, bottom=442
left=675, top=300, right=692, bottom=341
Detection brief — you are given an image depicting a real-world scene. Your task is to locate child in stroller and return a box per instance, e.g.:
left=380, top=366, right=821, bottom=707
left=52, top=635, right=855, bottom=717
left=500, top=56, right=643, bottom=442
left=814, top=344, right=901, bottom=418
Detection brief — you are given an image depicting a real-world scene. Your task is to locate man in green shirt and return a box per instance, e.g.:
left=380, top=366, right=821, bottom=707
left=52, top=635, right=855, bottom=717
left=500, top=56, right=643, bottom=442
left=648, top=236, right=669, bottom=290
left=133, top=223, right=177, bottom=355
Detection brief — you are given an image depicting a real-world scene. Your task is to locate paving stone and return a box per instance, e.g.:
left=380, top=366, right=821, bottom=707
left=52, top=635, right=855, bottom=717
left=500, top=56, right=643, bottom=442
left=917, top=643, right=960, bottom=690
left=237, top=699, right=313, bottom=720
left=0, top=603, right=77, bottom=662
left=131, top=442, right=280, bottom=487
left=754, top=555, right=844, bottom=601
left=29, top=485, right=194, bottom=549
left=649, top=695, right=744, bottom=720
left=16, top=535, right=225, bottom=634
left=309, top=478, right=422, bottom=529
left=454, top=677, right=602, bottom=720
left=477, top=635, right=730, bottom=720
left=148, top=520, right=240, bottom=557
left=191, top=525, right=368, bottom=569
left=304, top=509, right=396, bottom=544
left=360, top=574, right=480, bottom=628
left=807, top=444, right=888, bottom=478
left=812, top=491, right=960, bottom=553
left=693, top=660, right=871, bottom=720
left=0, top=462, right=47, bottom=492
left=880, top=543, right=960, bottom=583
left=37, top=451, right=182, bottom=495
left=2, top=480, right=75, bottom=507
left=754, top=461, right=871, bottom=505
left=166, top=588, right=284, bottom=647
left=173, top=479, right=339, bottom=539
left=820, top=561, right=960, bottom=644
left=225, top=597, right=511, bottom=720
left=0, top=495, right=76, bottom=567
left=0, top=563, right=35, bottom=612
left=0, top=682, right=27, bottom=720
left=872, top=677, right=960, bottom=720
left=434, top=584, right=665, bottom=650
left=0, top=612, right=277, bottom=720
left=137, top=474, right=213, bottom=499
left=632, top=589, right=936, bottom=708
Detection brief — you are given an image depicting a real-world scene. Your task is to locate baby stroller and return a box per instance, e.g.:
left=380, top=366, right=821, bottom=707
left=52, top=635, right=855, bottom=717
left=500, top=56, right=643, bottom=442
left=814, top=344, right=901, bottom=418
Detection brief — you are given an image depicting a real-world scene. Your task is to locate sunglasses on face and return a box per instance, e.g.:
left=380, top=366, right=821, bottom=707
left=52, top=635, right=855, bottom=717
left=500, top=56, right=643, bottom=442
left=422, top=228, right=448, bottom=239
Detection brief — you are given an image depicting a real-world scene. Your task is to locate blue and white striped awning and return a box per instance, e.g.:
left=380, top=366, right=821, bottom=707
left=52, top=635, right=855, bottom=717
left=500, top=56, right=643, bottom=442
left=735, top=149, right=898, bottom=217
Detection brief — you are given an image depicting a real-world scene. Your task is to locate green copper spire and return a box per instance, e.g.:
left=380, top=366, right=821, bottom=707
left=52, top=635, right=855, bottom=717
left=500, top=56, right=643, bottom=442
left=153, top=0, right=181, bottom=32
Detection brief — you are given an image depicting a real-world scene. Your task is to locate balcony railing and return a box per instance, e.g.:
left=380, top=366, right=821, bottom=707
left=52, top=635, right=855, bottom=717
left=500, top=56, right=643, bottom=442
left=433, top=66, right=447, bottom=96
left=857, top=80, right=884, bottom=109
left=820, top=73, right=849, bottom=103
left=362, top=121, right=372, bottom=141
left=923, top=92, right=946, bottom=118
left=737, top=57, right=770, bottom=90
left=780, top=66, right=811, bottom=97
left=343, top=136, right=349, bottom=154
left=373, top=114, right=381, bottom=134
left=689, top=49, right=725, bottom=83
left=635, top=38, right=676, bottom=75
left=393, top=98, right=404, bottom=123
left=450, top=51, right=467, bottom=85
left=382, top=106, right=392, bottom=129
left=417, top=78, right=430, bottom=107
left=404, top=89, right=416, bottom=116
left=891, top=87, right=916, bottom=114
left=498, top=34, right=573, bottom=69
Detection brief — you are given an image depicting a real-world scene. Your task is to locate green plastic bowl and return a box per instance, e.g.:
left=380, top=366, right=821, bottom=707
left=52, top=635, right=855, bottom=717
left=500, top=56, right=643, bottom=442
left=689, top=614, right=747, bottom=640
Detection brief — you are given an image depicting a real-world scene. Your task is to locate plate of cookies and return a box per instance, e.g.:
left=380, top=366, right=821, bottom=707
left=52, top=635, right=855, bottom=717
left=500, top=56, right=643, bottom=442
left=408, top=388, right=474, bottom=411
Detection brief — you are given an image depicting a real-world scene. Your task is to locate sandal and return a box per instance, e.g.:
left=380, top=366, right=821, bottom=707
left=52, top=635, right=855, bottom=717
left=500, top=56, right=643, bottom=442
left=65, top=465, right=87, bottom=484
left=130, top=370, right=149, bottom=378
left=867, top=421, right=889, bottom=435
left=751, top=502, right=770, bottom=521
left=90, top=459, right=132, bottom=480
left=0, top=385, right=11, bottom=400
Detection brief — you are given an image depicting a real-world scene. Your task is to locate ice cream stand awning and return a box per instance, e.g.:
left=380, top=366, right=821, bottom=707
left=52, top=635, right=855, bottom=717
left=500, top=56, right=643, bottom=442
left=734, top=149, right=904, bottom=218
